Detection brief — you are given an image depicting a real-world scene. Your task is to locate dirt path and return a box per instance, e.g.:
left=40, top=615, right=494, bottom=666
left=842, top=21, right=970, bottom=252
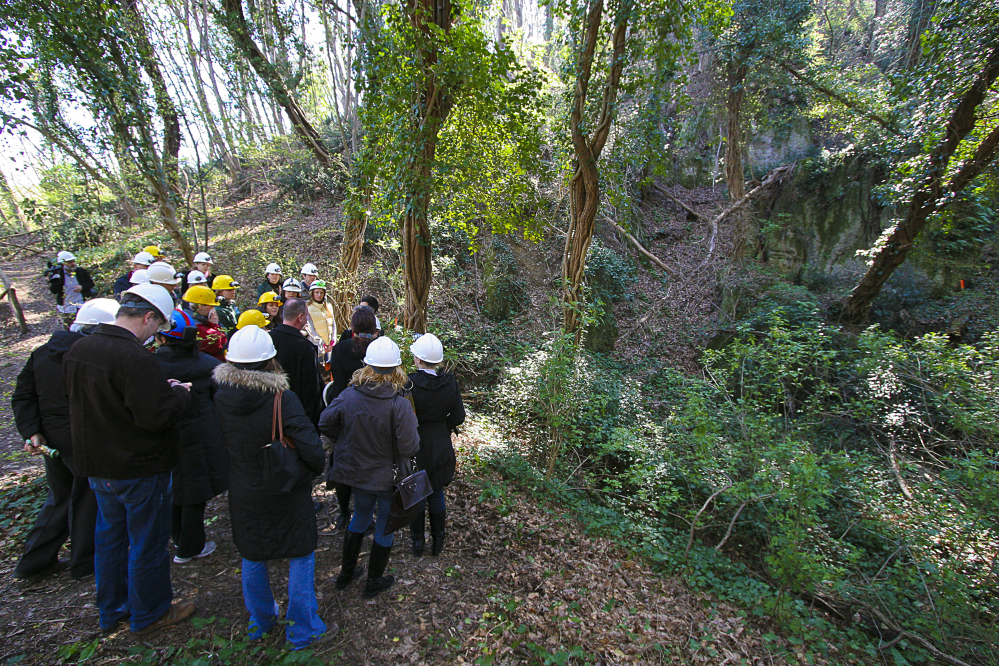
left=1, top=259, right=63, bottom=476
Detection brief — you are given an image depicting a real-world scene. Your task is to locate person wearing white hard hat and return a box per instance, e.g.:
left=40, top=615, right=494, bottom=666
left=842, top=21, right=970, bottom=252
left=9, top=299, right=119, bottom=581
left=113, top=250, right=155, bottom=299
left=406, top=333, right=465, bottom=557
left=47, top=250, right=95, bottom=326
left=281, top=277, right=304, bottom=301
left=299, top=263, right=319, bottom=289
left=319, top=336, right=419, bottom=599
left=180, top=252, right=218, bottom=295
left=213, top=326, right=331, bottom=649
left=63, top=283, right=196, bottom=635
left=129, top=269, right=150, bottom=285
left=257, top=263, right=283, bottom=300
left=147, top=262, right=182, bottom=305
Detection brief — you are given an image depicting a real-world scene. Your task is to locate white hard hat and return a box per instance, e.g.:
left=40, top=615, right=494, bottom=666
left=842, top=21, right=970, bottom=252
left=57, top=251, right=76, bottom=263
left=147, top=262, right=180, bottom=285
left=132, top=251, right=155, bottom=266
left=122, top=283, right=175, bottom=321
left=73, top=298, right=120, bottom=325
left=227, top=325, right=277, bottom=363
left=265, top=263, right=282, bottom=275
left=129, top=269, right=150, bottom=284
left=363, top=336, right=402, bottom=372
left=300, top=262, right=318, bottom=276
left=282, top=278, right=303, bottom=293
left=193, top=252, right=214, bottom=264
left=187, top=270, right=208, bottom=285
left=410, top=333, right=444, bottom=364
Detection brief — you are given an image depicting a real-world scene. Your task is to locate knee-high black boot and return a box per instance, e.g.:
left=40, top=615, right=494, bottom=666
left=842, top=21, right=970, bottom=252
left=335, top=530, right=365, bottom=590
left=410, top=504, right=426, bottom=557
left=429, top=509, right=446, bottom=557
left=363, top=542, right=395, bottom=598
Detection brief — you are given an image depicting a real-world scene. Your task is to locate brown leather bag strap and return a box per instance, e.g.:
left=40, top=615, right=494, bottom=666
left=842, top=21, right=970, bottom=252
left=274, top=390, right=297, bottom=450
left=271, top=391, right=280, bottom=441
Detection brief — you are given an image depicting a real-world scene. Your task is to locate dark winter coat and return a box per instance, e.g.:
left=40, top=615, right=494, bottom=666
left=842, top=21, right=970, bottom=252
left=64, top=323, right=191, bottom=479
left=319, top=382, right=420, bottom=493
left=112, top=273, right=133, bottom=299
left=48, top=265, right=95, bottom=305
left=328, top=335, right=365, bottom=403
left=408, top=370, right=466, bottom=490
left=270, top=324, right=322, bottom=427
left=11, top=330, right=84, bottom=460
left=214, top=298, right=240, bottom=339
left=154, top=345, right=228, bottom=505
left=256, top=279, right=282, bottom=300
left=213, top=363, right=325, bottom=562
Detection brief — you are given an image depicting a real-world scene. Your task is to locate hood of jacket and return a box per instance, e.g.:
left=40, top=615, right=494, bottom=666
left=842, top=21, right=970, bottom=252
left=352, top=381, right=403, bottom=400
left=213, top=363, right=290, bottom=415
left=409, top=370, right=455, bottom=392
left=45, top=330, right=84, bottom=364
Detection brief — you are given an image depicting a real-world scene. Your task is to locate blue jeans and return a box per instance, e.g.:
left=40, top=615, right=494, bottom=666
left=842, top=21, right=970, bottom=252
left=242, top=553, right=326, bottom=650
left=349, top=488, right=393, bottom=547
left=90, top=474, right=173, bottom=631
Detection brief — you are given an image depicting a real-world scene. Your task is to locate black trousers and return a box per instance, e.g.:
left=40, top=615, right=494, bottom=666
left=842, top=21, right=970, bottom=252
left=171, top=502, right=207, bottom=559
left=334, top=482, right=352, bottom=516
left=14, top=454, right=97, bottom=579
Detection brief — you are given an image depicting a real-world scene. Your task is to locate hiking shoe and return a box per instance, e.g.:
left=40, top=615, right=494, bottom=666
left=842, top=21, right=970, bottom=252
left=131, top=601, right=196, bottom=635
left=173, top=541, right=216, bottom=564
left=12, top=559, right=70, bottom=580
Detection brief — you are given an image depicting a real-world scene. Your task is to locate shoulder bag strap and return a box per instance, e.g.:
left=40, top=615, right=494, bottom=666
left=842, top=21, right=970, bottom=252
left=275, top=390, right=297, bottom=450
left=271, top=391, right=280, bottom=442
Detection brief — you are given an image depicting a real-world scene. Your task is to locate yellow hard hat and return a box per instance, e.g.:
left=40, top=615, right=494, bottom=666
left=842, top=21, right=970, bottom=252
left=237, top=309, right=270, bottom=330
left=183, top=285, right=220, bottom=306
left=212, top=275, right=240, bottom=291
left=257, top=292, right=283, bottom=306
left=143, top=245, right=162, bottom=258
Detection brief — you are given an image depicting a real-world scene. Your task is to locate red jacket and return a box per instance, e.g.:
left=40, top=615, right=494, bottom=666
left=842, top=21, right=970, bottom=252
left=195, top=322, right=228, bottom=362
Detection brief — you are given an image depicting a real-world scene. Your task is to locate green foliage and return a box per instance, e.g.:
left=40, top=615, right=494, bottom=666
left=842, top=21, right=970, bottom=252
left=355, top=0, right=544, bottom=247
left=491, top=313, right=999, bottom=663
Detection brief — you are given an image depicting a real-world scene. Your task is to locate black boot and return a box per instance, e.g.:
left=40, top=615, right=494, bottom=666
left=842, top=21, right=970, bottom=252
left=363, top=542, right=395, bottom=598
left=429, top=509, right=446, bottom=557
left=335, top=530, right=365, bottom=590
left=410, top=505, right=426, bottom=557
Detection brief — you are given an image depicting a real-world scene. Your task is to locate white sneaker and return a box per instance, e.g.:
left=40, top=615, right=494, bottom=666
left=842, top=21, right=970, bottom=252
left=173, top=541, right=217, bottom=564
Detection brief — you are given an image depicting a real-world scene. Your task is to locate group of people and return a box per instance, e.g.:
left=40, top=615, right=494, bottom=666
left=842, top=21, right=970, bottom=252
left=15, top=247, right=465, bottom=650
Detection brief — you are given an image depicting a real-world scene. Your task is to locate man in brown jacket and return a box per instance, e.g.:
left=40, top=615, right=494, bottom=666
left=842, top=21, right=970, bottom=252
left=64, top=284, right=195, bottom=635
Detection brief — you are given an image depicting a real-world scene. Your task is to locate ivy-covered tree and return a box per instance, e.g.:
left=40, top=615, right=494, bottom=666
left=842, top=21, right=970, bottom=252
left=841, top=0, right=999, bottom=323
left=358, top=0, right=542, bottom=332
left=717, top=0, right=810, bottom=261
left=557, top=0, right=725, bottom=336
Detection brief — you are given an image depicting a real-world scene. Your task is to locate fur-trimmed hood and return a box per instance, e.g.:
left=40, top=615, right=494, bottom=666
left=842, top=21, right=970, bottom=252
left=213, top=363, right=290, bottom=393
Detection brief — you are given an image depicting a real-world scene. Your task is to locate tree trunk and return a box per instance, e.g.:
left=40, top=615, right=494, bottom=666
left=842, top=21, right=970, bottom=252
left=0, top=168, right=28, bottom=232
left=726, top=61, right=754, bottom=261
left=562, top=0, right=630, bottom=337
left=399, top=0, right=455, bottom=333
left=122, top=0, right=182, bottom=192
left=221, top=0, right=333, bottom=167
left=841, top=45, right=999, bottom=324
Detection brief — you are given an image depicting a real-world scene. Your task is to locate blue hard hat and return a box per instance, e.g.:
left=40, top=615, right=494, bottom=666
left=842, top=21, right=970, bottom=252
left=162, top=309, right=196, bottom=339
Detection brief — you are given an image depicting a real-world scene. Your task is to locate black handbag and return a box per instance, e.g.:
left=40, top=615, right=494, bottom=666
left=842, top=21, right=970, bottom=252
left=261, top=391, right=305, bottom=494
left=384, top=395, right=434, bottom=535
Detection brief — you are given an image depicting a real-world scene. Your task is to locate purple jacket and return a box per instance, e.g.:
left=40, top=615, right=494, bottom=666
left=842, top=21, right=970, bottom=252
left=319, top=382, right=419, bottom=492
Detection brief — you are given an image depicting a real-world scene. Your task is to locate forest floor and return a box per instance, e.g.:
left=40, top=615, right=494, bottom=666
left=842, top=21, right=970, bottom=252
left=0, top=256, right=821, bottom=665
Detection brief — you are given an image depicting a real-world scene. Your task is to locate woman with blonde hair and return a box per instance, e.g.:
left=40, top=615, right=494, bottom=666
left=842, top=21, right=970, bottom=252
left=319, top=336, right=419, bottom=598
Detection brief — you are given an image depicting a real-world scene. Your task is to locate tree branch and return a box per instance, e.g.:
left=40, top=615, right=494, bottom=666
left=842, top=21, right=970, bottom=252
left=604, top=217, right=679, bottom=278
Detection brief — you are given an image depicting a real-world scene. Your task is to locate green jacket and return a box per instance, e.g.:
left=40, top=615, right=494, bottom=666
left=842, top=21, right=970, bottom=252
left=215, top=299, right=240, bottom=339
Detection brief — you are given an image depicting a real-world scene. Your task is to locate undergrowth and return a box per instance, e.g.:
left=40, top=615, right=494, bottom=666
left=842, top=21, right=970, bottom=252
left=486, top=307, right=999, bottom=666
